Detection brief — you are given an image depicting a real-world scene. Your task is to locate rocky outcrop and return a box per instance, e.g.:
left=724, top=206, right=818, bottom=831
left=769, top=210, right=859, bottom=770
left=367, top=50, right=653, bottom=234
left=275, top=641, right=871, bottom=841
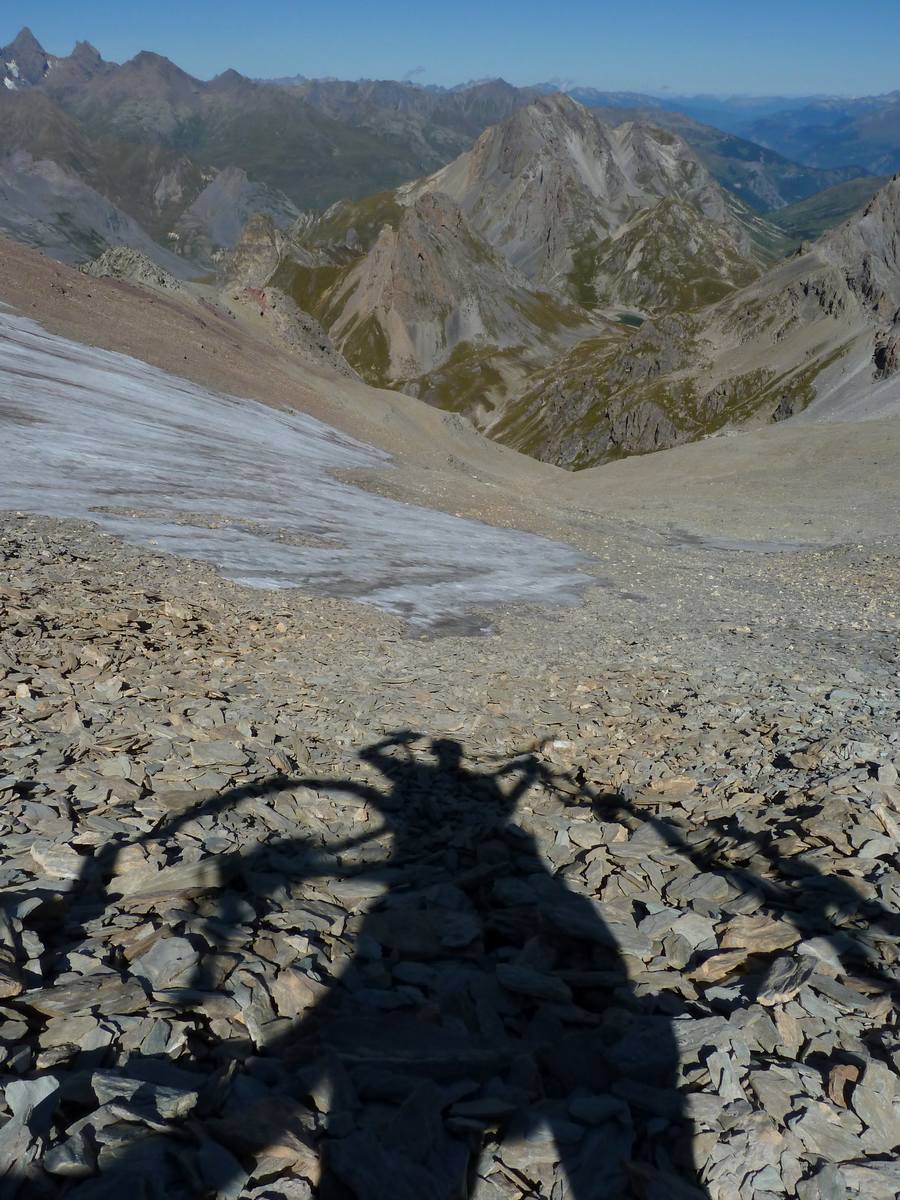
left=223, top=213, right=291, bottom=288
left=262, top=287, right=360, bottom=380
left=170, top=167, right=303, bottom=265
left=80, top=246, right=184, bottom=291
left=820, top=174, right=900, bottom=320
left=873, top=328, right=900, bottom=378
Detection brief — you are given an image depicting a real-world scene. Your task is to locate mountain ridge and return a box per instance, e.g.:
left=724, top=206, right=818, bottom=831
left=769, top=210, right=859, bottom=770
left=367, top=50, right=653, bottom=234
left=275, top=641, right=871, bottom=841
left=0, top=28, right=877, bottom=216
left=259, top=96, right=772, bottom=426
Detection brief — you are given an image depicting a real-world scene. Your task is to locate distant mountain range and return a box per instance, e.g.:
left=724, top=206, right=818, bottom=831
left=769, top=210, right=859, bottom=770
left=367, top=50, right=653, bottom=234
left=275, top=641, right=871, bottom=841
left=1, top=26, right=895, bottom=269
left=742, top=93, right=900, bottom=175
left=253, top=96, right=775, bottom=410
left=1, top=26, right=897, bottom=469
left=250, top=92, right=899, bottom=462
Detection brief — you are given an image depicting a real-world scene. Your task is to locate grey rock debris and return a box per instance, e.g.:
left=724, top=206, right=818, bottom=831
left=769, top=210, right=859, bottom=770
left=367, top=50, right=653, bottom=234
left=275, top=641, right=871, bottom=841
left=0, top=512, right=897, bottom=1199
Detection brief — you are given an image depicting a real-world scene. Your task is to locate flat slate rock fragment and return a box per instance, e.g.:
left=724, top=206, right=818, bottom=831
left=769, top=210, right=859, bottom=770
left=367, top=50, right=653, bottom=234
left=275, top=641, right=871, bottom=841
left=755, top=954, right=817, bottom=1005
left=129, top=937, right=200, bottom=992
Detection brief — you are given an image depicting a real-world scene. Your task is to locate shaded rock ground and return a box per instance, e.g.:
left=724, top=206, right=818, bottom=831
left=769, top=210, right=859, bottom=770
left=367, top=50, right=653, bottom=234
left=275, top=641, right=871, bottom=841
left=1, top=511, right=898, bottom=1199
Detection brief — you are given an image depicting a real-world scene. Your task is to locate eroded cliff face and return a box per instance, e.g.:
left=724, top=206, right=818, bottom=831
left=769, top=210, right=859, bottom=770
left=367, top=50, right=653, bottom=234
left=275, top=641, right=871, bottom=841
left=820, top=174, right=900, bottom=319
left=264, top=189, right=595, bottom=402
left=324, top=192, right=592, bottom=381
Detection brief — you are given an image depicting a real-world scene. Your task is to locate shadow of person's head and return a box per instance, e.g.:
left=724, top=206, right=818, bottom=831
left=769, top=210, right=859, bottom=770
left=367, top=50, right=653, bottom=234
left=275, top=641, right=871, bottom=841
left=358, top=732, right=537, bottom=833
left=432, top=736, right=464, bottom=773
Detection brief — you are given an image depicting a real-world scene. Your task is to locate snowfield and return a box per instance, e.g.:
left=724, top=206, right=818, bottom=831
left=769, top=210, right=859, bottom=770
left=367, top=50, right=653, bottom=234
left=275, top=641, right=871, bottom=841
left=0, top=311, right=594, bottom=632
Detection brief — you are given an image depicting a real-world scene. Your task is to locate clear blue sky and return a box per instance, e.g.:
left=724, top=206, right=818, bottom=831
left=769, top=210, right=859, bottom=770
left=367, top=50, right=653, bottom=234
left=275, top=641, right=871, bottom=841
left=7, top=0, right=898, bottom=96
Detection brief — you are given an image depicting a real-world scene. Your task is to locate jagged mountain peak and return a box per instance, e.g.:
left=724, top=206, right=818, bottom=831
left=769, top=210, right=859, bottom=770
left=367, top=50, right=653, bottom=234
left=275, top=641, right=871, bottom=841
left=1, top=26, right=51, bottom=88
left=71, top=41, right=103, bottom=67
left=209, top=68, right=253, bottom=91
left=478, top=90, right=606, bottom=146
left=125, top=49, right=193, bottom=77
left=7, top=27, right=46, bottom=56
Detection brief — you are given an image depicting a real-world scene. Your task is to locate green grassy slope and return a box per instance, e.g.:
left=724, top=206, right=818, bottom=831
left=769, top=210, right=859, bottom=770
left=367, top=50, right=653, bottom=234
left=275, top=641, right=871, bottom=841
left=766, top=176, right=890, bottom=245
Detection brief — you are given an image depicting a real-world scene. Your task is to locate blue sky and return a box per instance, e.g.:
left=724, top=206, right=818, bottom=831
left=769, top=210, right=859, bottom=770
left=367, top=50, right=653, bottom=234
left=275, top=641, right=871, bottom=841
left=7, top=1, right=898, bottom=96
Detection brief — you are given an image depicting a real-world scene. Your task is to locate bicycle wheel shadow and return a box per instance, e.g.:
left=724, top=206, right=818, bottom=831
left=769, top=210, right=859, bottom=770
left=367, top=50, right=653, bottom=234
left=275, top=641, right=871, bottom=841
left=6, top=732, right=721, bottom=1198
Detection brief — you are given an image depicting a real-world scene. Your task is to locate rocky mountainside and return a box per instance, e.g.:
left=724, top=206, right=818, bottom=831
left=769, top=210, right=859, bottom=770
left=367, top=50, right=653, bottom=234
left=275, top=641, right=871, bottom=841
left=566, top=196, right=761, bottom=311
left=279, top=75, right=871, bottom=221
left=170, top=166, right=302, bottom=264
left=2, top=31, right=541, bottom=215
left=279, top=76, right=544, bottom=176
left=502, top=175, right=900, bottom=466
left=408, top=96, right=773, bottom=296
left=55, top=55, right=427, bottom=211
left=0, top=146, right=198, bottom=272
left=0, top=47, right=304, bottom=270
left=566, top=99, right=866, bottom=214
left=0, top=26, right=54, bottom=88
left=250, top=97, right=794, bottom=433
left=0, top=31, right=551, bottom=271
left=0, top=34, right=376, bottom=267
left=702, top=174, right=900, bottom=415
left=818, top=174, right=900, bottom=316
left=269, top=190, right=594, bottom=410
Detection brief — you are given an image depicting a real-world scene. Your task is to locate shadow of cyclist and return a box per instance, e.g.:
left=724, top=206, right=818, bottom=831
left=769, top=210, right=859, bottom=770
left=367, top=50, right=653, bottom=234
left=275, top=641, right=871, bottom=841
left=241, top=732, right=705, bottom=1198
left=12, top=735, right=709, bottom=1199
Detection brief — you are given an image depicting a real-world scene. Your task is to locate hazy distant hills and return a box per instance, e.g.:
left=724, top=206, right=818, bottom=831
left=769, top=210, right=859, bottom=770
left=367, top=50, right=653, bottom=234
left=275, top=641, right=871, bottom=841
left=558, top=83, right=900, bottom=181
left=743, top=92, right=900, bottom=175
left=768, top=176, right=890, bottom=245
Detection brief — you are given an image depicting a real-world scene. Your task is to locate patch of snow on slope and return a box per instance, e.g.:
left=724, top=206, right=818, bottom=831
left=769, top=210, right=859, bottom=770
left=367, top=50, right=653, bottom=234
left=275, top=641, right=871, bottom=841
left=0, top=312, right=594, bottom=632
